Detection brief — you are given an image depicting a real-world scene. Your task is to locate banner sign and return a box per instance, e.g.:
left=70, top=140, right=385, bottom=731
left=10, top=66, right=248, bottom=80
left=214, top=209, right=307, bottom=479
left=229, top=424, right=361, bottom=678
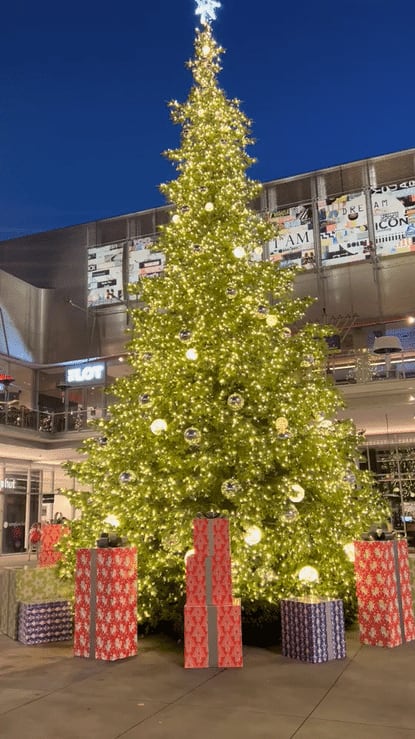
left=128, top=237, right=165, bottom=282
left=371, top=183, right=415, bottom=256
left=87, top=243, right=124, bottom=307
left=266, top=205, right=315, bottom=269
left=319, top=191, right=370, bottom=266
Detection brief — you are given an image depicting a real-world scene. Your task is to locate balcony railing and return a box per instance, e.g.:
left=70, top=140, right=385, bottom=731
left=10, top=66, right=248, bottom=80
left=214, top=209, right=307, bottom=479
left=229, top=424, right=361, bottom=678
left=0, top=405, right=97, bottom=434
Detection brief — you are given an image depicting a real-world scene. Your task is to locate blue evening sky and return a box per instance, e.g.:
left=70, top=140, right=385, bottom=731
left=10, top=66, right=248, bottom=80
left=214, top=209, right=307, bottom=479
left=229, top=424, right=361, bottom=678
left=0, top=0, right=413, bottom=240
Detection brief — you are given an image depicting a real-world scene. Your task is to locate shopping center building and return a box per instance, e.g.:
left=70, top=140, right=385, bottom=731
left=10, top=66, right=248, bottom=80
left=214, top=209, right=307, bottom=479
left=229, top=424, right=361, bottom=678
left=1, top=147, right=415, bottom=554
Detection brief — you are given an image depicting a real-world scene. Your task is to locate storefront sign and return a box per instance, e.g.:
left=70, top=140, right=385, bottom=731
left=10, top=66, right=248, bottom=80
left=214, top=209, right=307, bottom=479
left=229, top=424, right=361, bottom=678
left=65, top=362, right=106, bottom=385
left=0, top=478, right=16, bottom=490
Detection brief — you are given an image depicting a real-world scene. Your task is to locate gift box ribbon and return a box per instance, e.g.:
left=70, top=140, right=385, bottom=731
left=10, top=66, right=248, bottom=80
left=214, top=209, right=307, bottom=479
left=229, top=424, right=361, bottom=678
left=325, top=601, right=335, bottom=661
left=89, top=549, right=98, bottom=657
left=207, top=606, right=218, bottom=666
left=392, top=541, right=406, bottom=642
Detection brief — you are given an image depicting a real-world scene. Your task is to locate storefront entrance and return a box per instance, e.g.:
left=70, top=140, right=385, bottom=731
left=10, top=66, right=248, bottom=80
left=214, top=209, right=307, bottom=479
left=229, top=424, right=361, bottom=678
left=0, top=468, right=40, bottom=554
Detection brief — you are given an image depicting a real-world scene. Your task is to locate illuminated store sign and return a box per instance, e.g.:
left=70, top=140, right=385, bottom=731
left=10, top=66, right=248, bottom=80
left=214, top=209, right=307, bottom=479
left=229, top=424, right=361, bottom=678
left=0, top=478, right=16, bottom=490
left=65, top=363, right=106, bottom=385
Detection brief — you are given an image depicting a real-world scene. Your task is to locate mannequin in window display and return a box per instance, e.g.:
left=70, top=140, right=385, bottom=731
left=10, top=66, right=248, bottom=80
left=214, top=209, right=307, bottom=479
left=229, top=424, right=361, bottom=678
left=28, top=522, right=41, bottom=559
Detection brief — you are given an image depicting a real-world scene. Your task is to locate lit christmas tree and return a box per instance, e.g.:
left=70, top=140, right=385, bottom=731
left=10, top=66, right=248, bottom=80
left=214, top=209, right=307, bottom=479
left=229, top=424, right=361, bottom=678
left=59, top=3, right=386, bottom=628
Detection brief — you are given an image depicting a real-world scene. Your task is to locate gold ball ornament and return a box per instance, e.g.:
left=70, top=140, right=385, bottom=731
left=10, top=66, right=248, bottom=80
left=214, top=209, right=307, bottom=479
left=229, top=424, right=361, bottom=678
left=221, top=478, right=241, bottom=497
left=274, top=417, right=288, bottom=433
left=256, top=305, right=268, bottom=318
left=184, top=427, right=201, bottom=445
left=227, top=393, right=245, bottom=410
left=179, top=329, right=192, bottom=342
left=119, top=471, right=136, bottom=484
left=282, top=504, right=299, bottom=522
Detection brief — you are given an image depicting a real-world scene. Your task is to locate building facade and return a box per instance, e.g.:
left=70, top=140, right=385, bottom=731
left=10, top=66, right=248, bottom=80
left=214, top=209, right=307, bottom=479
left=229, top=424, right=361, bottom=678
left=1, top=147, right=415, bottom=553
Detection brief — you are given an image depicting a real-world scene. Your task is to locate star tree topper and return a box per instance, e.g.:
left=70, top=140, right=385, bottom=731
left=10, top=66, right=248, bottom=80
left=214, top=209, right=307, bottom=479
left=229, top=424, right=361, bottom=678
left=195, top=0, right=221, bottom=24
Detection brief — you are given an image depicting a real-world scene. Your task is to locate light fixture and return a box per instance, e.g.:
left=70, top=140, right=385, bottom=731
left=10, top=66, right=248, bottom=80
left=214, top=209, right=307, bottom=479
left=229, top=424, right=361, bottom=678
left=372, top=336, right=403, bottom=378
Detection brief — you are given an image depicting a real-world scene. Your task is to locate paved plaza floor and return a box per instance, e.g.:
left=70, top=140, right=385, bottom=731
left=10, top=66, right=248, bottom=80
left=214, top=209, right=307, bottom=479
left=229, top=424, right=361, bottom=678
left=1, top=554, right=415, bottom=738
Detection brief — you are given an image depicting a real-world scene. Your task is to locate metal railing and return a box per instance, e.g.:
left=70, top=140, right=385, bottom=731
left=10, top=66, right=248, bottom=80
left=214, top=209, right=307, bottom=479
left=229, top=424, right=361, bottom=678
left=0, top=405, right=98, bottom=434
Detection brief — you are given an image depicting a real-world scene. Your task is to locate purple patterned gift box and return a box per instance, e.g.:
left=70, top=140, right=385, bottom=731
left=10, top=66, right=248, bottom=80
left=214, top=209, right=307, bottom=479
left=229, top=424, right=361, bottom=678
left=281, top=597, right=346, bottom=663
left=18, top=600, right=73, bottom=645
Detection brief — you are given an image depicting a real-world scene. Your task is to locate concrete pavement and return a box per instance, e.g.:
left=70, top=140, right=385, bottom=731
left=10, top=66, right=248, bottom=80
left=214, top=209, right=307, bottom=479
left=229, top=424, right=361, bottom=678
left=1, top=554, right=415, bottom=738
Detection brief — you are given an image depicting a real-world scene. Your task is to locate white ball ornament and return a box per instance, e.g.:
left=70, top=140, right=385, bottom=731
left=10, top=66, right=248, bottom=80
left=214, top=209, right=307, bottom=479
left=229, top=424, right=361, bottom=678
left=343, top=543, right=355, bottom=562
left=298, top=565, right=319, bottom=583
left=205, top=202, right=214, bottom=212
left=172, top=214, right=180, bottom=223
left=266, top=314, right=278, bottom=327
left=244, top=526, right=262, bottom=546
left=233, top=246, right=246, bottom=259
left=103, top=515, right=120, bottom=528
left=289, top=483, right=305, bottom=503
left=185, top=348, right=198, bottom=361
left=150, top=418, right=167, bottom=435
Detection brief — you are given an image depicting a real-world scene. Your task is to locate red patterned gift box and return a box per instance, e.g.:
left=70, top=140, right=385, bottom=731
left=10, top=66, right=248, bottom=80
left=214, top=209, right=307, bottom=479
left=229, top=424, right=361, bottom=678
left=281, top=597, right=346, bottom=663
left=354, top=539, right=415, bottom=647
left=184, top=601, right=243, bottom=668
left=193, top=517, right=230, bottom=559
left=74, top=547, right=137, bottom=661
left=39, top=524, right=69, bottom=567
left=184, top=517, right=242, bottom=669
left=186, top=554, right=233, bottom=606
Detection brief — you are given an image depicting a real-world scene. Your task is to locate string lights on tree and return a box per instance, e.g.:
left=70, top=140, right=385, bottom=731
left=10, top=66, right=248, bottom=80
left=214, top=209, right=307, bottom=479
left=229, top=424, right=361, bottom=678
left=57, top=2, right=386, bottom=628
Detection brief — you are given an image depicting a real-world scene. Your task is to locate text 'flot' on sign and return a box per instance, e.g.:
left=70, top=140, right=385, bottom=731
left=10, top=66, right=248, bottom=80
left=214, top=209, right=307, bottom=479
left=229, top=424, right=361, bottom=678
left=65, top=363, right=106, bottom=385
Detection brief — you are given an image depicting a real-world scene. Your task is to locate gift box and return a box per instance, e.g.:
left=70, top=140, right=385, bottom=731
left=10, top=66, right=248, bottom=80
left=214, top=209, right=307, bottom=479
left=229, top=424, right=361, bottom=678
left=0, top=566, right=73, bottom=640
left=193, top=517, right=230, bottom=559
left=0, top=568, right=19, bottom=639
left=184, top=517, right=242, bottom=669
left=408, top=555, right=415, bottom=607
left=354, top=540, right=415, bottom=647
left=184, top=602, right=243, bottom=668
left=18, top=600, right=73, bottom=645
left=39, top=524, right=69, bottom=567
left=281, top=597, right=346, bottom=663
left=186, top=554, right=233, bottom=606
left=74, top=547, right=137, bottom=661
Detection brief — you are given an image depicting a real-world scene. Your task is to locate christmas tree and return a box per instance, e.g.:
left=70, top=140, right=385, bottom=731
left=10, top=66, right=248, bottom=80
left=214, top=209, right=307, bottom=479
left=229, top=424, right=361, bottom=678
left=58, top=3, right=386, bottom=628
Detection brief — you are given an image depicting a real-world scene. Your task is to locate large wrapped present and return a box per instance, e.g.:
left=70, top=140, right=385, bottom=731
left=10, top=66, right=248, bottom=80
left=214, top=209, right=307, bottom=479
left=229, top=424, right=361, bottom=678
left=184, top=601, right=243, bottom=668
left=0, top=568, right=19, bottom=639
left=354, top=540, right=415, bottom=647
left=281, top=597, right=346, bottom=663
left=18, top=600, right=73, bottom=645
left=0, top=566, right=73, bottom=640
left=74, top=547, right=137, bottom=661
left=184, top=516, right=242, bottom=669
left=39, top=524, right=69, bottom=567
left=408, top=554, right=415, bottom=607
